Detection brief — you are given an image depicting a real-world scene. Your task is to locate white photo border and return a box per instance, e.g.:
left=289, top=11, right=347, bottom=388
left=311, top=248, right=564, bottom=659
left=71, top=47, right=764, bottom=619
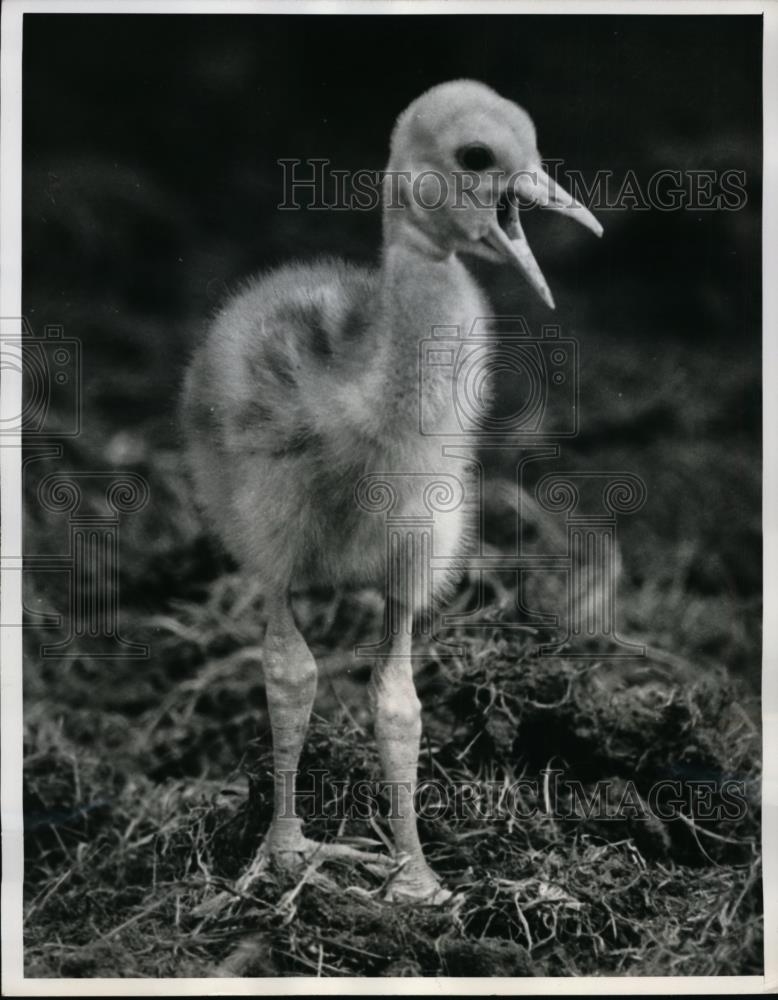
left=1, top=0, right=773, bottom=994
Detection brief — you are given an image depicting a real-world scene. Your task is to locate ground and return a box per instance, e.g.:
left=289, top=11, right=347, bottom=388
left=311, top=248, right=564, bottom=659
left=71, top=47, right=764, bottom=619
left=22, top=304, right=762, bottom=978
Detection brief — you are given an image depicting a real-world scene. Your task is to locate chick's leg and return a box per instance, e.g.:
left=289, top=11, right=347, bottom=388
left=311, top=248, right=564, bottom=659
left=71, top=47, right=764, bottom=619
left=369, top=598, right=451, bottom=903
left=262, top=592, right=318, bottom=857
left=262, top=593, right=394, bottom=871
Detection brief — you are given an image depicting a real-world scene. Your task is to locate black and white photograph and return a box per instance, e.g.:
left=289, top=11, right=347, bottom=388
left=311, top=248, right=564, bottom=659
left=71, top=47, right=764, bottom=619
left=0, top=0, right=773, bottom=991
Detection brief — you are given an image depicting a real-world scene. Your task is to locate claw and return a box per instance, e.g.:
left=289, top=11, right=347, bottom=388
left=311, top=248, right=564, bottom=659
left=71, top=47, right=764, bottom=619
left=268, top=834, right=394, bottom=872
left=382, top=855, right=454, bottom=906
left=384, top=878, right=454, bottom=906
left=194, top=832, right=450, bottom=922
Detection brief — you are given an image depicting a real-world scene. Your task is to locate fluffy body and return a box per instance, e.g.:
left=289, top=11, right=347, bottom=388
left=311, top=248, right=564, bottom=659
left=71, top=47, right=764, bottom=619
left=181, top=250, right=487, bottom=606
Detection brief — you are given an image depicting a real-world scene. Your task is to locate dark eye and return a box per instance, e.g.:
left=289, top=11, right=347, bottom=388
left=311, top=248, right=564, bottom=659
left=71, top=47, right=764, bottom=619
left=456, top=143, right=496, bottom=171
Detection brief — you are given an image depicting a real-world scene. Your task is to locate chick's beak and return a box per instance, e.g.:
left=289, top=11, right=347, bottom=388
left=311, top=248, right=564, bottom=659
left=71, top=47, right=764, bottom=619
left=484, top=198, right=556, bottom=309
left=515, top=167, right=604, bottom=237
left=483, top=167, right=603, bottom=310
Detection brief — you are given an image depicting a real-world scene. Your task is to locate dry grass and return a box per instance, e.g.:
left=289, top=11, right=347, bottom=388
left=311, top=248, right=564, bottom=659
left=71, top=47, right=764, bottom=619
left=23, top=447, right=762, bottom=976
left=22, top=638, right=761, bottom=977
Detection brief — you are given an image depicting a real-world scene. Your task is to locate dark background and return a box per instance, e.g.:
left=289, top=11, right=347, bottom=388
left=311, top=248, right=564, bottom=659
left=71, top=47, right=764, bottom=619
left=24, top=14, right=762, bottom=403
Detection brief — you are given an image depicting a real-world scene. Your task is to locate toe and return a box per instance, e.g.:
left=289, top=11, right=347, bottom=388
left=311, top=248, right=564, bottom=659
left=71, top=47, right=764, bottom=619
left=384, top=862, right=452, bottom=905
left=385, top=882, right=453, bottom=906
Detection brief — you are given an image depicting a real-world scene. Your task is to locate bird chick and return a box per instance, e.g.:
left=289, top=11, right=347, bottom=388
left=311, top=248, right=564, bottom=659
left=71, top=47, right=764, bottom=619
left=180, top=79, right=601, bottom=903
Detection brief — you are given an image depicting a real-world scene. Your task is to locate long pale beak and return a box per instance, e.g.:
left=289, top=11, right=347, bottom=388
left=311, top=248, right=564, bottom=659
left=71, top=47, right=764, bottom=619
left=483, top=167, right=602, bottom=309
left=514, top=167, right=604, bottom=238
left=484, top=201, right=556, bottom=309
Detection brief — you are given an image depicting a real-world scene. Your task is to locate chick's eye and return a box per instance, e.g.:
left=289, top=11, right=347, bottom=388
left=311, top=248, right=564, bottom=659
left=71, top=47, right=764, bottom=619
left=456, top=143, right=496, bottom=171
